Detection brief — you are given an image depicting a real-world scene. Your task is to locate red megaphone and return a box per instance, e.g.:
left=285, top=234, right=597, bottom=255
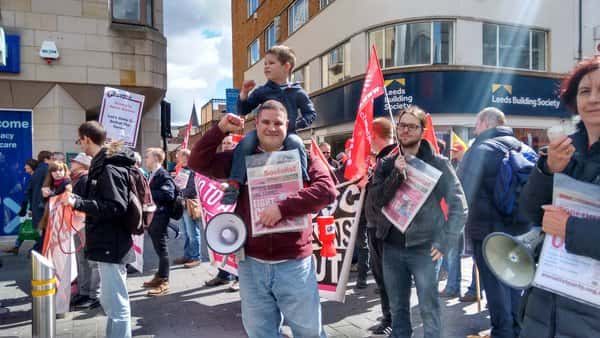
left=317, top=216, right=336, bottom=257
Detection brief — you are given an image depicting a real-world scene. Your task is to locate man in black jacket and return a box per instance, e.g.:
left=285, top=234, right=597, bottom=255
left=458, top=107, right=529, bottom=338
left=142, top=147, right=176, bottom=297
left=67, top=121, right=134, bottom=338
left=367, top=106, right=467, bottom=338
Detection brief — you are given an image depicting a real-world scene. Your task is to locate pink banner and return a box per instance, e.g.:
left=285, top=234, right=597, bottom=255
left=194, top=173, right=238, bottom=275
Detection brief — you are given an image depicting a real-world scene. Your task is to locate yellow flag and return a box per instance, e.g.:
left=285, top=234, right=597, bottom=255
left=451, top=131, right=468, bottom=151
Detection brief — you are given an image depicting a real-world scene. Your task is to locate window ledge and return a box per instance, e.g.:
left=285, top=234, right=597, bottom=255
left=110, top=22, right=158, bottom=33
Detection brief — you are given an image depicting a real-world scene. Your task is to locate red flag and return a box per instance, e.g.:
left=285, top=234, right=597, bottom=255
left=310, top=138, right=339, bottom=185
left=422, top=114, right=440, bottom=154
left=420, top=114, right=448, bottom=219
left=344, top=45, right=385, bottom=181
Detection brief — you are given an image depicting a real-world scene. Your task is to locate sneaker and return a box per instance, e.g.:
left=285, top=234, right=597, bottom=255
left=221, top=181, right=240, bottom=205
left=439, top=289, right=460, bottom=298
left=147, top=280, right=169, bottom=297
left=228, top=280, right=240, bottom=292
left=459, top=293, right=479, bottom=303
left=204, top=276, right=230, bottom=287
left=142, top=275, right=163, bottom=289
left=74, top=298, right=100, bottom=310
left=183, top=260, right=201, bottom=269
left=173, top=257, right=193, bottom=265
left=370, top=322, right=392, bottom=335
left=70, top=294, right=89, bottom=307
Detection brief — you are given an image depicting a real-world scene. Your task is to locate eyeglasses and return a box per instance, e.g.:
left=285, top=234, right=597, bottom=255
left=397, top=123, right=421, bottom=131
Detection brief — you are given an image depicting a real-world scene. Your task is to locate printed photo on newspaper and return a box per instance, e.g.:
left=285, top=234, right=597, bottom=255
left=246, top=150, right=310, bottom=236
left=381, top=155, right=442, bottom=233
left=533, top=173, right=600, bottom=308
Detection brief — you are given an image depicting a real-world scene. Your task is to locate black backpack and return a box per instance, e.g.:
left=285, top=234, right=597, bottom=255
left=169, top=180, right=185, bottom=221
left=124, top=167, right=156, bottom=235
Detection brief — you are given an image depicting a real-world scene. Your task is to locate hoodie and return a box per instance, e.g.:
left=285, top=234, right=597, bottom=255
left=237, top=80, right=317, bottom=132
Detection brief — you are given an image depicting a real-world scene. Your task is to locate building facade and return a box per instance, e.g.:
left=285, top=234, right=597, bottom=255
left=0, top=0, right=167, bottom=155
left=232, top=0, right=600, bottom=153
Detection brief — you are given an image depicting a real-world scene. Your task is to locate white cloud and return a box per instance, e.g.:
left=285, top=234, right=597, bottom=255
left=164, top=1, right=232, bottom=125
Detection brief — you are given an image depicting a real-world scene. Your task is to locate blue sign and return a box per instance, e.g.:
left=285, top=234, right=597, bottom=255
left=311, top=70, right=569, bottom=128
left=0, top=34, right=20, bottom=74
left=0, top=110, right=32, bottom=236
left=226, top=88, right=240, bottom=115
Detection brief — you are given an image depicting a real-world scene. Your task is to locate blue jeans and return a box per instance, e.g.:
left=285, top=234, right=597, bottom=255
left=442, top=235, right=463, bottom=294
left=181, top=211, right=209, bottom=261
left=97, top=262, right=131, bottom=338
left=230, top=131, right=309, bottom=184
left=383, top=243, right=441, bottom=338
left=237, top=256, right=326, bottom=338
left=473, top=240, right=521, bottom=338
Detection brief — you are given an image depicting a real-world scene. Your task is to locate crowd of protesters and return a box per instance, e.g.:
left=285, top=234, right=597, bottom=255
left=1, top=46, right=599, bottom=338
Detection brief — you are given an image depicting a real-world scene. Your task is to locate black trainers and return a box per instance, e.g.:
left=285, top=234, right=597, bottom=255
left=221, top=183, right=240, bottom=205
left=74, top=298, right=100, bottom=310
left=370, top=322, right=392, bottom=335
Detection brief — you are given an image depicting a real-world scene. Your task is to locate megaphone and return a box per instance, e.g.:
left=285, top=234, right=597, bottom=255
left=205, top=212, right=247, bottom=255
left=482, top=227, right=545, bottom=289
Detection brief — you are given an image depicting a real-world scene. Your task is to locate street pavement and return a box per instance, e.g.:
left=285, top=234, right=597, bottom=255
left=0, top=232, right=491, bottom=338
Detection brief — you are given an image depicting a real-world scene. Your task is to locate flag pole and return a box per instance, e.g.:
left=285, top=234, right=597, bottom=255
left=383, top=87, right=396, bottom=141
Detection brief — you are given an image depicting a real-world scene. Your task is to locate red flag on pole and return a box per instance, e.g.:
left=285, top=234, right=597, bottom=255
left=422, top=114, right=440, bottom=154
left=344, top=45, right=385, bottom=181
left=420, top=114, right=448, bottom=219
left=176, top=103, right=197, bottom=174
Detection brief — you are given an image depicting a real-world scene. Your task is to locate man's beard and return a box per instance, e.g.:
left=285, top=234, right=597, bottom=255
left=400, top=138, right=420, bottom=148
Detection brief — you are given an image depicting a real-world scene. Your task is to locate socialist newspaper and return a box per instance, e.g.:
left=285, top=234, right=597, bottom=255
left=247, top=150, right=310, bottom=236
left=533, top=173, right=600, bottom=308
left=382, top=155, right=442, bottom=233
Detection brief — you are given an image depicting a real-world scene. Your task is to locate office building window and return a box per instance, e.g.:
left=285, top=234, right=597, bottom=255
left=289, top=0, right=308, bottom=34
left=369, top=21, right=454, bottom=68
left=112, top=0, right=154, bottom=27
left=248, top=39, right=260, bottom=66
left=483, top=23, right=547, bottom=71
left=248, top=0, right=259, bottom=17
left=265, top=23, right=276, bottom=51
left=322, top=42, right=351, bottom=86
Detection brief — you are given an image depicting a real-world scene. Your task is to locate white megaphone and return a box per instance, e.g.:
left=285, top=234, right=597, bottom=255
left=483, top=227, right=545, bottom=289
left=205, top=212, right=247, bottom=255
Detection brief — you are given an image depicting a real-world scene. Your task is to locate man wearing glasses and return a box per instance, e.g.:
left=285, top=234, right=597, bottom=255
left=366, top=106, right=467, bottom=338
left=319, top=142, right=340, bottom=169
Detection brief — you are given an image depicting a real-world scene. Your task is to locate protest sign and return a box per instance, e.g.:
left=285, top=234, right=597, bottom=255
left=194, top=173, right=238, bottom=275
left=533, top=174, right=600, bottom=308
left=382, top=155, right=442, bottom=233
left=247, top=150, right=310, bottom=236
left=313, top=178, right=364, bottom=302
left=99, top=87, right=145, bottom=148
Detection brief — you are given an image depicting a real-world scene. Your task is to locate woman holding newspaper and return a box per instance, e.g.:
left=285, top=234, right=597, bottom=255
left=519, top=55, right=600, bottom=337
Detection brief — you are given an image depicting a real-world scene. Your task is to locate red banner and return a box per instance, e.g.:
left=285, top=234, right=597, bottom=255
left=344, top=46, right=384, bottom=181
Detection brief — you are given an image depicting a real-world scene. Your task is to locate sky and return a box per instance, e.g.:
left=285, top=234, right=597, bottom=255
left=163, top=1, right=232, bottom=126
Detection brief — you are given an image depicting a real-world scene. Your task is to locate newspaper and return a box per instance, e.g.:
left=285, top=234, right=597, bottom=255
left=246, top=150, right=310, bottom=236
left=174, top=169, right=191, bottom=190
left=382, top=155, right=442, bottom=233
left=532, top=173, right=600, bottom=308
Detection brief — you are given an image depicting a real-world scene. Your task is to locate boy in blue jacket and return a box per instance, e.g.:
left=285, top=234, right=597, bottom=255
left=222, top=45, right=316, bottom=204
